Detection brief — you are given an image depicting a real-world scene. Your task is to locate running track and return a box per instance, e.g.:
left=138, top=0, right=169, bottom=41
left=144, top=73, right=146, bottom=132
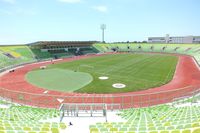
left=0, top=53, right=200, bottom=109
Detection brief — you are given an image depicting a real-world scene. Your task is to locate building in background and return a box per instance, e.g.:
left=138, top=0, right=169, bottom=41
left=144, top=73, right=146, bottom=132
left=148, top=35, right=200, bottom=44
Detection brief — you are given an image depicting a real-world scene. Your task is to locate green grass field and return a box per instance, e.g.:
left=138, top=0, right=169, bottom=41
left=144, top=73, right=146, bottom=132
left=26, top=69, right=93, bottom=92
left=26, top=53, right=178, bottom=94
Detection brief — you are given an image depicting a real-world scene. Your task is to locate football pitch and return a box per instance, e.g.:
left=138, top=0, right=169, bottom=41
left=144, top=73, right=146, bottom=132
left=26, top=53, right=178, bottom=93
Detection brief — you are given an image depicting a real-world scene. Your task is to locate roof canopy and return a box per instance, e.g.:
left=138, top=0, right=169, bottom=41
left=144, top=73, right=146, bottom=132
left=28, top=41, right=97, bottom=47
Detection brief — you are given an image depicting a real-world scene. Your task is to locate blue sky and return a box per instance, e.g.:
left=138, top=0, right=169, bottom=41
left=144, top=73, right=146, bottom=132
left=0, top=0, right=200, bottom=44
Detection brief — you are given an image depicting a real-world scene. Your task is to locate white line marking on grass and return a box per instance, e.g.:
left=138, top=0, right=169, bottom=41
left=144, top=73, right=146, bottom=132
left=163, top=57, right=178, bottom=83
left=99, top=76, right=109, bottom=80
left=163, top=64, right=174, bottom=83
left=112, top=83, right=126, bottom=88
left=95, top=71, right=159, bottom=84
left=172, top=56, right=180, bottom=80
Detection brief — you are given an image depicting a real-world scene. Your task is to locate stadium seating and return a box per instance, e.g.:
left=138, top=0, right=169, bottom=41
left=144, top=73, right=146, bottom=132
left=0, top=46, right=35, bottom=69
left=1, top=43, right=200, bottom=73
left=90, top=103, right=200, bottom=133
left=80, top=47, right=99, bottom=55
left=93, top=43, right=200, bottom=65
left=30, top=47, right=98, bottom=59
left=89, top=94, right=200, bottom=133
left=0, top=43, right=200, bottom=70
left=0, top=101, right=67, bottom=133
left=30, top=49, right=52, bottom=59
left=0, top=45, right=99, bottom=69
left=0, top=46, right=34, bottom=59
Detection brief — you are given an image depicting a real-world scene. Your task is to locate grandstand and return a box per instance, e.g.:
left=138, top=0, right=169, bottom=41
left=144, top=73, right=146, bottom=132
left=28, top=41, right=98, bottom=59
left=94, top=43, right=200, bottom=64
left=0, top=41, right=99, bottom=71
left=0, top=45, right=35, bottom=70
left=0, top=100, right=67, bottom=133
left=1, top=43, right=200, bottom=70
left=1, top=43, right=200, bottom=133
left=89, top=91, right=200, bottom=133
left=90, top=103, right=200, bottom=133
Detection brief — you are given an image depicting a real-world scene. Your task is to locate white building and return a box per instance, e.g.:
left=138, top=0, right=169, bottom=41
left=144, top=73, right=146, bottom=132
left=148, top=35, right=200, bottom=44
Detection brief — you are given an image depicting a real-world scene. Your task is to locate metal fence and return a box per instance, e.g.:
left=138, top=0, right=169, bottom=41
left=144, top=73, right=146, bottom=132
left=0, top=85, right=200, bottom=109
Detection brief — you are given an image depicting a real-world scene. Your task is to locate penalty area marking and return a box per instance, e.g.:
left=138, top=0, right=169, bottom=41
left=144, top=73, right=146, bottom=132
left=112, top=83, right=126, bottom=88
left=99, top=76, right=109, bottom=80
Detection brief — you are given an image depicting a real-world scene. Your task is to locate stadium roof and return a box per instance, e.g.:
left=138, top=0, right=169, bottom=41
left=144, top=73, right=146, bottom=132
left=27, top=41, right=97, bottom=45
left=28, top=41, right=98, bottom=46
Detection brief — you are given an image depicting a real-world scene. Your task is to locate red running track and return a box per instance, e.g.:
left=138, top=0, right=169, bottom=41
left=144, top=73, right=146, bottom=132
left=0, top=53, right=200, bottom=109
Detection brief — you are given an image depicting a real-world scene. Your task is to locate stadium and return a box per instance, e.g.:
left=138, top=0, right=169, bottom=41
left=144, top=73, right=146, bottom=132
left=1, top=0, right=200, bottom=133
left=1, top=41, right=200, bottom=133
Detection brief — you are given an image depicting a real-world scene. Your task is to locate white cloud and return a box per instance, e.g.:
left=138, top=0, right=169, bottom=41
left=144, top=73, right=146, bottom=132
left=58, top=0, right=81, bottom=3
left=93, top=6, right=108, bottom=13
left=1, top=0, right=16, bottom=4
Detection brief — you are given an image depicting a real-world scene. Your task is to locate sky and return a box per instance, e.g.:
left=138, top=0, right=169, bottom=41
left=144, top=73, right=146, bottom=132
left=0, top=0, right=200, bottom=44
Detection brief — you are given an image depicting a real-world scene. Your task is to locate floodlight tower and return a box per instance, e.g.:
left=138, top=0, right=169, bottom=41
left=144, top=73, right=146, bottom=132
left=100, top=24, right=106, bottom=43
